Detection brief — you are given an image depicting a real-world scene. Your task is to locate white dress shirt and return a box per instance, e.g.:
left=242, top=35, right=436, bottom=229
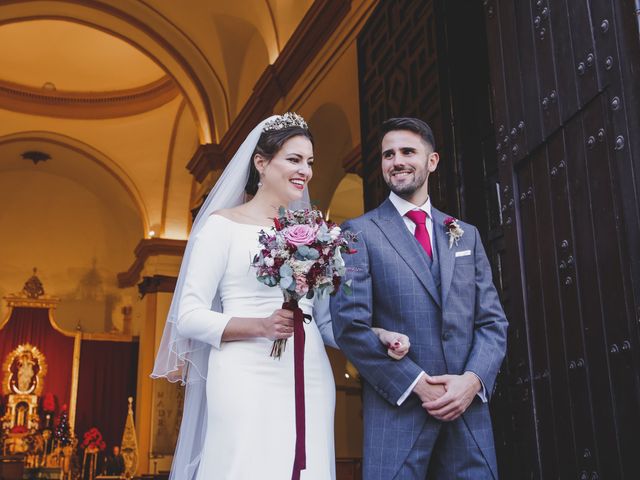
left=388, top=193, right=487, bottom=405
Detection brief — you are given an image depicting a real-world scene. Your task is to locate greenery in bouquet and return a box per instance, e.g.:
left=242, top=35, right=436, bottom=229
left=252, top=207, right=356, bottom=356
left=253, top=207, right=356, bottom=300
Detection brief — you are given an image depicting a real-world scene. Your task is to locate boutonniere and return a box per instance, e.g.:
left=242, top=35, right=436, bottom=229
left=444, top=217, right=464, bottom=248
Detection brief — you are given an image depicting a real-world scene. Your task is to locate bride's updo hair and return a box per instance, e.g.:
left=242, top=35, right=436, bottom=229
left=245, top=123, right=314, bottom=196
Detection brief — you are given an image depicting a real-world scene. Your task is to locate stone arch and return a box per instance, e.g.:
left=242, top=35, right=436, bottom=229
left=306, top=103, right=354, bottom=211
left=328, top=173, right=364, bottom=224
left=212, top=14, right=270, bottom=118
left=0, top=0, right=229, bottom=142
left=0, top=130, right=147, bottom=233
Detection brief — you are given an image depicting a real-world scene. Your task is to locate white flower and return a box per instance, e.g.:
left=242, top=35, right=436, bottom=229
left=291, top=259, right=315, bottom=275
left=444, top=217, right=464, bottom=249
left=333, top=248, right=346, bottom=275
left=264, top=257, right=274, bottom=267
left=329, top=226, right=341, bottom=241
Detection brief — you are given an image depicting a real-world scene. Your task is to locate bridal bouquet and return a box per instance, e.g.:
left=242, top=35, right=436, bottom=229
left=253, top=207, right=355, bottom=357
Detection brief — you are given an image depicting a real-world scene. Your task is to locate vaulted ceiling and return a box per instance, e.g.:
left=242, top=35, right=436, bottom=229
left=0, top=20, right=166, bottom=91
left=0, top=0, right=316, bottom=240
left=0, top=0, right=368, bottom=320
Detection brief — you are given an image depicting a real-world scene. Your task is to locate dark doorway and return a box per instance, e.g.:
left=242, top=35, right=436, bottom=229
left=358, top=1, right=640, bottom=478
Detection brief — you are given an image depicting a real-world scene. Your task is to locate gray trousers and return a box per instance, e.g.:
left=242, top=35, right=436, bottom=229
left=392, top=415, right=497, bottom=480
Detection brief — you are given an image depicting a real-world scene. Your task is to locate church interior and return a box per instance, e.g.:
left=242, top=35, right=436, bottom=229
left=2, top=0, right=640, bottom=479
left=0, top=1, right=369, bottom=478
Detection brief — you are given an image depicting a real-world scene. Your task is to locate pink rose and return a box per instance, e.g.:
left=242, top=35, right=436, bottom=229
left=295, top=275, right=309, bottom=295
left=283, top=225, right=316, bottom=246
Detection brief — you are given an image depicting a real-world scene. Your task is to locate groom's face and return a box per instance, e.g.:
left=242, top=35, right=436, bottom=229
left=381, top=130, right=439, bottom=202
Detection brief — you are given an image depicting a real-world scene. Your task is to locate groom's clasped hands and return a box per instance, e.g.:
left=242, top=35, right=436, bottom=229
left=413, top=372, right=481, bottom=422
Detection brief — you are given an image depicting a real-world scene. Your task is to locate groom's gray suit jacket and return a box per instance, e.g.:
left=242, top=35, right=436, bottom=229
left=331, top=198, right=508, bottom=479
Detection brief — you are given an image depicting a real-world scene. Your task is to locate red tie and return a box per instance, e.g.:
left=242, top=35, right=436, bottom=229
left=405, top=209, right=433, bottom=260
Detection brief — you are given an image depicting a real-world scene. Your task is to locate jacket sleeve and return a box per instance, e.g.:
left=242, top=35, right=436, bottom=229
left=463, top=226, right=509, bottom=399
left=330, top=221, right=423, bottom=406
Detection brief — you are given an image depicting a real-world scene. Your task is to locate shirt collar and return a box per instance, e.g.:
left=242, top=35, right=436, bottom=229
left=389, top=191, right=432, bottom=218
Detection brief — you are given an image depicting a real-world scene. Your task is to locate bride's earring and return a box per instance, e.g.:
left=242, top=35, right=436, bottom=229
left=257, top=181, right=263, bottom=188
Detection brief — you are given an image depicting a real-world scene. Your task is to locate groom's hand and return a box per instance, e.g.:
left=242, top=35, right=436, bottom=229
left=412, top=375, right=446, bottom=404
left=423, top=372, right=481, bottom=422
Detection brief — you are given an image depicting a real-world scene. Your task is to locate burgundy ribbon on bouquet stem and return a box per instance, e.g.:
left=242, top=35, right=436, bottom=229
left=283, top=299, right=307, bottom=480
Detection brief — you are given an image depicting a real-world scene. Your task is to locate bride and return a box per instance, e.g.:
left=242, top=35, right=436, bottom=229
left=152, top=113, right=410, bottom=480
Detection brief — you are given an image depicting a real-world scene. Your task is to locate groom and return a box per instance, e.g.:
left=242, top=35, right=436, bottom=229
left=331, top=117, right=508, bottom=479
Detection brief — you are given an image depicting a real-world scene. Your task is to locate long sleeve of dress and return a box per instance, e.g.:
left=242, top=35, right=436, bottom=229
left=313, top=296, right=338, bottom=349
left=176, top=214, right=232, bottom=348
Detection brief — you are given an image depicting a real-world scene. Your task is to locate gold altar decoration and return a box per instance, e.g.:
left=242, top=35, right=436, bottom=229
left=1, top=269, right=60, bottom=326
left=23, top=268, right=45, bottom=299
left=3, top=343, right=48, bottom=396
left=2, top=344, right=48, bottom=433
left=120, top=397, right=138, bottom=478
left=82, top=446, right=100, bottom=480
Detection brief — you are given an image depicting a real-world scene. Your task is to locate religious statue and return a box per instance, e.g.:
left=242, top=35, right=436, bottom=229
left=2, top=344, right=47, bottom=433
left=15, top=403, right=28, bottom=428
left=15, top=352, right=38, bottom=393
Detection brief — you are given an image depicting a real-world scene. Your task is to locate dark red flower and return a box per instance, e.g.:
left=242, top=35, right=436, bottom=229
left=444, top=216, right=457, bottom=227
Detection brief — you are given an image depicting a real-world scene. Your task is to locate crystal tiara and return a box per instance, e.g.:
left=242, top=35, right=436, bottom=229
left=263, top=112, right=308, bottom=132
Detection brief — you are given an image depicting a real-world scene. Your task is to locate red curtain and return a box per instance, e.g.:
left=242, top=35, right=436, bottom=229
left=75, top=340, right=138, bottom=449
left=0, top=307, right=74, bottom=415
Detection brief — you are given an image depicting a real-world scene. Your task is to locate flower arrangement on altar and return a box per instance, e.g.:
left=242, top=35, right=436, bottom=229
left=42, top=392, right=56, bottom=413
left=81, top=427, right=104, bottom=480
left=9, top=424, right=28, bottom=434
left=81, top=427, right=106, bottom=452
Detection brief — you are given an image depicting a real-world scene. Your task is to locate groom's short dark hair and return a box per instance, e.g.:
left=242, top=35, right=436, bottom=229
left=381, top=117, right=436, bottom=150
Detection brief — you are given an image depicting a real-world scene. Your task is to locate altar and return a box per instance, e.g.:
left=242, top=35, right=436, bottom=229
left=0, top=272, right=139, bottom=479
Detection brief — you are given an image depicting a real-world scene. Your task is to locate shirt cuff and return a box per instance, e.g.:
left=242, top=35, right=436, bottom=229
left=397, top=371, right=425, bottom=406
left=466, top=371, right=487, bottom=403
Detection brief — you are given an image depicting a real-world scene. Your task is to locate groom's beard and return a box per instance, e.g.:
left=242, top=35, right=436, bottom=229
left=385, top=167, right=428, bottom=197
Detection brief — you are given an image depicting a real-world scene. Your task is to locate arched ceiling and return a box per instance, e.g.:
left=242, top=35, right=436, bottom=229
left=0, top=0, right=316, bottom=140
left=0, top=137, right=145, bottom=230
left=0, top=0, right=323, bottom=244
left=0, top=20, right=166, bottom=91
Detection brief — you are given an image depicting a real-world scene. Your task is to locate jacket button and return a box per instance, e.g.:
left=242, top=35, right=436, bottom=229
left=442, top=331, right=451, bottom=341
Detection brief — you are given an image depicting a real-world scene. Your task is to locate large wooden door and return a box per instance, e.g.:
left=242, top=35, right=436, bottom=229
left=358, top=0, right=640, bottom=478
left=483, top=1, right=640, bottom=478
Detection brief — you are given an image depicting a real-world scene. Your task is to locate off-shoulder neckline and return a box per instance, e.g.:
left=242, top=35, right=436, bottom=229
left=210, top=214, right=273, bottom=228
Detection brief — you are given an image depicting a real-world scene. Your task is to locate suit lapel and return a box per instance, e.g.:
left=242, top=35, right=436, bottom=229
left=371, top=199, right=442, bottom=308
left=431, top=207, right=455, bottom=305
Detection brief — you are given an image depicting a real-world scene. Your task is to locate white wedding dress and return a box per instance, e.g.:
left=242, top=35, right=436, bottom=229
left=176, top=214, right=337, bottom=480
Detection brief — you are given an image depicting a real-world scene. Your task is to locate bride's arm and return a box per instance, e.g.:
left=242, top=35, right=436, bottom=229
left=371, top=328, right=410, bottom=360
left=314, top=297, right=410, bottom=359
left=176, top=215, right=233, bottom=348
left=221, top=310, right=293, bottom=342
left=177, top=215, right=293, bottom=345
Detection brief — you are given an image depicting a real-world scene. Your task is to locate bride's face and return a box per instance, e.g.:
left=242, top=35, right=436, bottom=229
left=257, top=135, right=314, bottom=203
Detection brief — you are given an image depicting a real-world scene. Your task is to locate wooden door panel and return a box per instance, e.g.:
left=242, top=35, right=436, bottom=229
left=547, top=0, right=580, bottom=122
left=484, top=0, right=640, bottom=477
